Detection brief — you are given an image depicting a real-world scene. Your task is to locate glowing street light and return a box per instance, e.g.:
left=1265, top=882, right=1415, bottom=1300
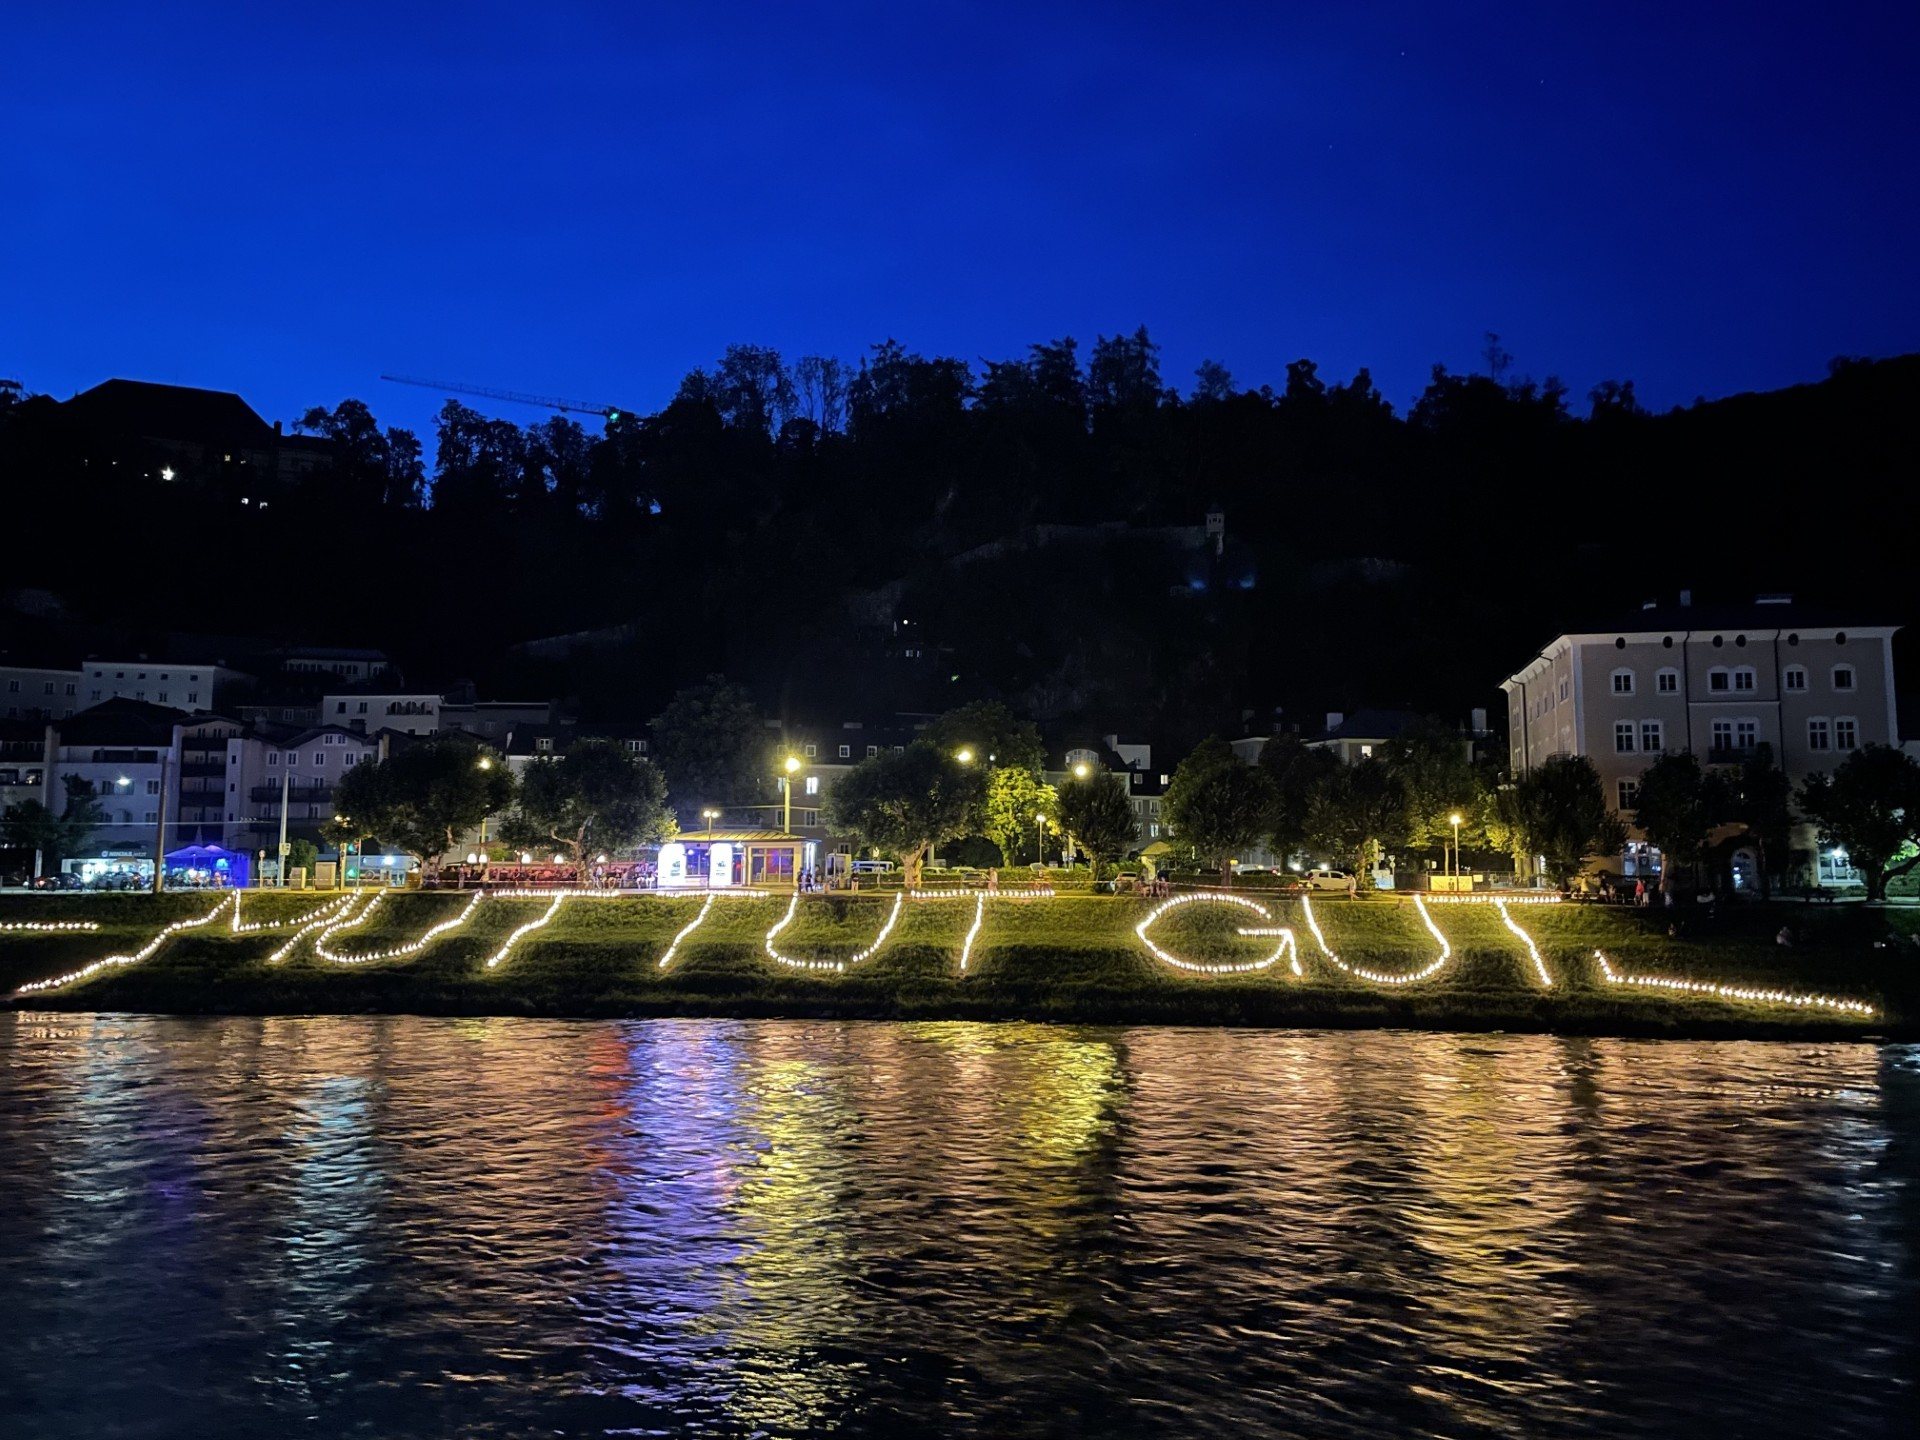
left=1073, top=762, right=1090, bottom=779
left=701, top=808, right=721, bottom=840
left=1449, top=812, right=1463, bottom=882
left=477, top=756, right=494, bottom=770
left=1035, top=811, right=1047, bottom=865
left=780, top=757, right=802, bottom=833
left=955, top=747, right=975, bottom=765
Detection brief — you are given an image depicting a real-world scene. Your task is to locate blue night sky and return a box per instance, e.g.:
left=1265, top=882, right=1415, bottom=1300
left=6, top=3, right=1917, bottom=437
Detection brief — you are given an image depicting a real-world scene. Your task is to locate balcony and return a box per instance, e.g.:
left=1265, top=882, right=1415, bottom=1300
left=179, top=759, right=227, bottom=778
left=1706, top=745, right=1758, bottom=766
left=249, top=784, right=333, bottom=804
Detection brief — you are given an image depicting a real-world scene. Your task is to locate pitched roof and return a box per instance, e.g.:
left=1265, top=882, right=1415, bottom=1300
left=63, top=379, right=278, bottom=450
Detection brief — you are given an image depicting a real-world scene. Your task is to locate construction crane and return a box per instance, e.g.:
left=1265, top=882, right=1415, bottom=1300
left=380, top=374, right=625, bottom=422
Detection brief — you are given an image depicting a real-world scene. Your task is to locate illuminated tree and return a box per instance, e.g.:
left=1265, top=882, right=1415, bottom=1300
left=1487, top=756, right=1625, bottom=885
left=1164, top=737, right=1276, bottom=884
left=822, top=742, right=987, bottom=889
left=331, top=740, right=515, bottom=867
left=981, top=766, right=1057, bottom=865
left=1799, top=745, right=1920, bottom=901
left=1056, top=765, right=1138, bottom=879
left=503, top=738, right=674, bottom=868
left=923, top=700, right=1046, bottom=774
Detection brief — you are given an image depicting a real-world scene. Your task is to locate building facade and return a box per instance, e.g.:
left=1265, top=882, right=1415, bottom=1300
left=1499, top=594, right=1902, bottom=883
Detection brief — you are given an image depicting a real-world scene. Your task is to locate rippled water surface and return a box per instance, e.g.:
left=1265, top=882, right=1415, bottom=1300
left=1, top=1015, right=1915, bottom=1438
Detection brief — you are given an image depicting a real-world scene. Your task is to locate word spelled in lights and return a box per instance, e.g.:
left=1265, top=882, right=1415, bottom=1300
left=0, top=920, right=101, bottom=932
left=958, top=895, right=987, bottom=971
left=313, top=890, right=485, bottom=965
left=1495, top=899, right=1553, bottom=987
left=1299, top=895, right=1453, bottom=985
left=231, top=893, right=343, bottom=934
left=485, top=894, right=568, bottom=969
left=657, top=893, right=718, bottom=968
left=1420, top=892, right=1563, bottom=905
left=1135, top=891, right=1298, bottom=975
left=266, top=893, right=363, bottom=963
left=764, top=891, right=904, bottom=972
left=1592, top=949, right=1876, bottom=1017
left=14, top=895, right=234, bottom=996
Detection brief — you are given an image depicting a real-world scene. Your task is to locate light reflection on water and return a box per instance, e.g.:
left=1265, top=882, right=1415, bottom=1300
left=0, top=1014, right=1914, bottom=1438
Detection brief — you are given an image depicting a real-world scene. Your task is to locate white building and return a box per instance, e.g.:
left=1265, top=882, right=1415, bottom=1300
left=0, top=661, right=83, bottom=721
left=79, top=658, right=251, bottom=712
left=321, top=688, right=442, bottom=735
left=1499, top=593, right=1903, bottom=886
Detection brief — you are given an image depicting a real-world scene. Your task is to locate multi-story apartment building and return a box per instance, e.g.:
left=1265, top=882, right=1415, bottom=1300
left=1500, top=593, right=1902, bottom=883
left=43, top=698, right=185, bottom=848
left=222, top=725, right=380, bottom=857
left=79, top=657, right=252, bottom=711
left=0, top=658, right=83, bottom=720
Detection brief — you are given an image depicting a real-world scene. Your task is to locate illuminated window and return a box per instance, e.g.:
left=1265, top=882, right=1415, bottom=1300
left=805, top=776, right=819, bottom=796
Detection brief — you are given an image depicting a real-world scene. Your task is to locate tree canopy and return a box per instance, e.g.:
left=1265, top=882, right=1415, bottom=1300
left=822, top=742, right=987, bottom=889
left=1163, top=737, right=1275, bottom=883
left=1056, top=767, right=1139, bottom=879
left=331, top=740, right=515, bottom=866
left=1799, top=745, right=1920, bottom=901
left=648, top=676, right=768, bottom=826
left=504, top=738, right=674, bottom=867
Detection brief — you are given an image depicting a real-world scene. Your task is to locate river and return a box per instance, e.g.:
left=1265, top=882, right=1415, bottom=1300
left=0, top=1014, right=1914, bottom=1438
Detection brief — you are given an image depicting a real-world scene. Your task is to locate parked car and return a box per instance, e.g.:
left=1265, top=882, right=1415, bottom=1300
left=1304, top=868, right=1353, bottom=891
left=1230, top=862, right=1274, bottom=876
left=850, top=858, right=894, bottom=874
left=31, top=872, right=83, bottom=891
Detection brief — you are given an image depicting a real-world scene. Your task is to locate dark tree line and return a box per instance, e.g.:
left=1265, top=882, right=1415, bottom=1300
left=3, top=343, right=1914, bottom=743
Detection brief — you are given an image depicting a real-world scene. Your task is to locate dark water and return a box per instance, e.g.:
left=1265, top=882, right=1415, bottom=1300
left=0, top=1015, right=1915, bottom=1439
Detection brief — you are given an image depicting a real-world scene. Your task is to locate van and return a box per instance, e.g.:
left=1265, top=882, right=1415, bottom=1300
left=850, top=858, right=895, bottom=874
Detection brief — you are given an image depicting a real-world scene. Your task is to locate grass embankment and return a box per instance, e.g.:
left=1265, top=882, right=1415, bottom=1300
left=2, top=889, right=1914, bottom=1038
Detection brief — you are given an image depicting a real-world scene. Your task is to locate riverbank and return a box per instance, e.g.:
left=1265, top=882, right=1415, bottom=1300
left=3, top=890, right=1914, bottom=1039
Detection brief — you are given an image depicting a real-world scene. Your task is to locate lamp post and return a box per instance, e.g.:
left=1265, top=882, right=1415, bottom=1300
left=476, top=755, right=494, bottom=856
left=781, top=755, right=801, bottom=833
left=702, top=808, right=721, bottom=840
left=1035, top=811, right=1046, bottom=867
left=1449, top=812, right=1463, bottom=885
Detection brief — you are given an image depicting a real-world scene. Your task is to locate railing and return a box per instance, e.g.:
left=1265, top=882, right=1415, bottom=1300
left=179, top=759, right=226, bottom=777
left=249, top=785, right=333, bottom=803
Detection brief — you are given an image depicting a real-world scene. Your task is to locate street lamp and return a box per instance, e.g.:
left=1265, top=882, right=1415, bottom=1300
left=1072, top=762, right=1090, bottom=779
left=702, top=808, right=721, bottom=839
left=1449, top=812, right=1463, bottom=883
left=956, top=747, right=974, bottom=765
left=1035, top=811, right=1047, bottom=866
left=477, top=756, right=493, bottom=770
left=781, top=756, right=801, bottom=832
